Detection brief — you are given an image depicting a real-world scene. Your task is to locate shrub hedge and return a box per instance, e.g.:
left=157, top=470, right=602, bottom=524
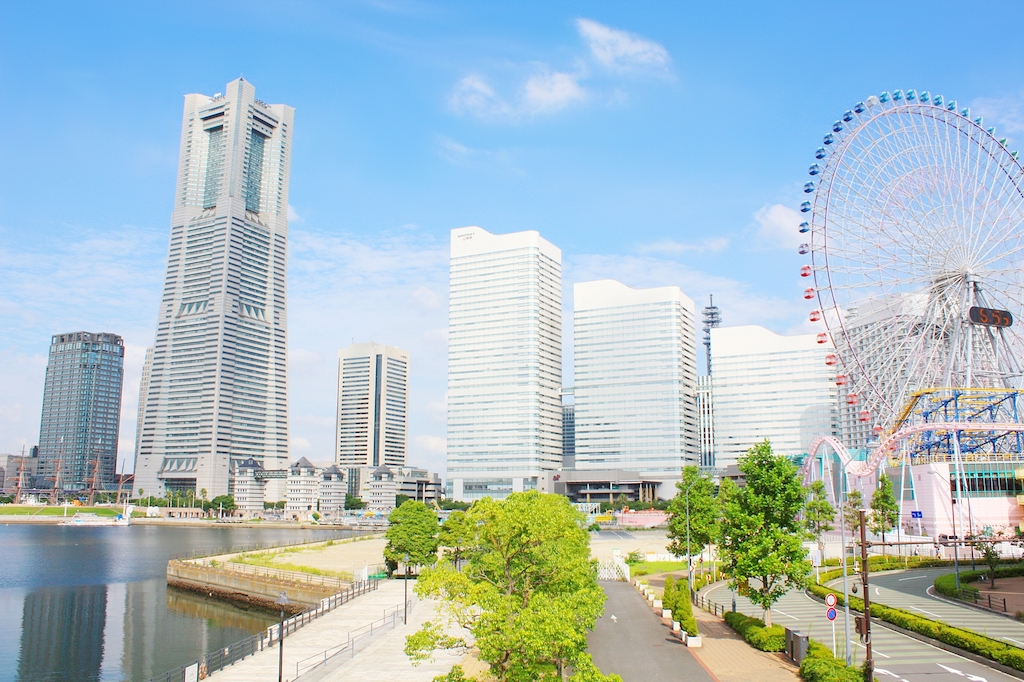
left=808, top=582, right=1024, bottom=672
left=816, top=556, right=951, bottom=585
left=798, top=640, right=864, bottom=682
left=933, top=563, right=1024, bottom=601
left=662, top=576, right=699, bottom=636
left=723, top=611, right=786, bottom=652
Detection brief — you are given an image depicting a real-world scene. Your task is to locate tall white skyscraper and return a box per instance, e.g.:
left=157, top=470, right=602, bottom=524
left=711, top=325, right=838, bottom=468
left=134, top=78, right=294, bottom=500
left=573, top=280, right=699, bottom=474
left=336, top=342, right=409, bottom=470
left=133, top=346, right=154, bottom=464
left=446, top=227, right=562, bottom=501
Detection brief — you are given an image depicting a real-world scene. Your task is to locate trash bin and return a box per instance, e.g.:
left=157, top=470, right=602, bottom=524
left=785, top=629, right=809, bottom=664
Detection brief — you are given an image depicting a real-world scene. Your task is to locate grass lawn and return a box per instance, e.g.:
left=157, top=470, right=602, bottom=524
left=629, top=560, right=689, bottom=576
left=0, top=505, right=123, bottom=517
left=231, top=547, right=354, bottom=581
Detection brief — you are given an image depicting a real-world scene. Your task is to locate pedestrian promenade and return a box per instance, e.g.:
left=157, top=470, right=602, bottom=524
left=690, top=602, right=800, bottom=681
left=207, top=580, right=455, bottom=682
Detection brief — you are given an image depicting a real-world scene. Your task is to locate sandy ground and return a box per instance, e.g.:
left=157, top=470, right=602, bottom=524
left=975, top=574, right=1024, bottom=614
left=589, top=529, right=671, bottom=561
left=274, top=536, right=390, bottom=575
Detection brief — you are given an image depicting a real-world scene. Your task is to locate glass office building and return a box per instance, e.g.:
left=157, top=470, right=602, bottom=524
left=573, top=280, right=699, bottom=474
left=37, top=332, right=125, bottom=490
left=710, top=325, right=838, bottom=468
left=133, top=78, right=294, bottom=501
left=446, top=227, right=563, bottom=500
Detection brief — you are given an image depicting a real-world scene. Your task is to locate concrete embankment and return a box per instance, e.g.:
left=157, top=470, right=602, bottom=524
left=167, top=560, right=342, bottom=614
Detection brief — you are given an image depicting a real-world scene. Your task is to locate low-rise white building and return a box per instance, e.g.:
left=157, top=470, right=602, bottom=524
left=357, top=465, right=442, bottom=511
left=233, top=459, right=268, bottom=514
left=319, top=465, right=347, bottom=516
left=285, top=457, right=321, bottom=516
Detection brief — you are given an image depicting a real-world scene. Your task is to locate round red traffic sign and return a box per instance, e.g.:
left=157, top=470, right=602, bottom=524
left=825, top=593, right=837, bottom=607
left=827, top=607, right=837, bottom=621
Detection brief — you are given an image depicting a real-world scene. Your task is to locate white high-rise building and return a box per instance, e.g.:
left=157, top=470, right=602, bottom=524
left=573, top=280, right=699, bottom=474
left=133, top=346, right=154, bottom=465
left=711, top=326, right=838, bottom=468
left=697, top=374, right=715, bottom=468
left=134, top=78, right=294, bottom=501
left=336, top=342, right=409, bottom=474
left=446, top=227, right=562, bottom=501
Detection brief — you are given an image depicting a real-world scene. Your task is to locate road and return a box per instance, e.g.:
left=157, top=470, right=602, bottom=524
left=589, top=581, right=713, bottom=682
left=860, top=568, right=1024, bottom=647
left=701, top=578, right=1019, bottom=682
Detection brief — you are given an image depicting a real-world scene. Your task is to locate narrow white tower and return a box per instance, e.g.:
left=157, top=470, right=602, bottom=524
left=446, top=227, right=563, bottom=501
left=336, top=342, right=410, bottom=469
left=133, top=78, right=294, bottom=500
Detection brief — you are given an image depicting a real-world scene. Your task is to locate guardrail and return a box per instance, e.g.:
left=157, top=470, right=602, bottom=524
left=145, top=578, right=379, bottom=682
left=293, top=599, right=412, bottom=680
left=694, top=592, right=730, bottom=617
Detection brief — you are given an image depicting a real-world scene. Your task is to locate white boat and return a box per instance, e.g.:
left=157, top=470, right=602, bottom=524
left=59, top=507, right=131, bottom=526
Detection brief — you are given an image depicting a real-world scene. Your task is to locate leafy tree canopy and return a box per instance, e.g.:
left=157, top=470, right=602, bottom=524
left=804, top=479, right=836, bottom=548
left=667, top=465, right=717, bottom=559
left=385, top=500, right=440, bottom=568
left=869, top=474, right=899, bottom=543
left=843, top=489, right=864, bottom=536
left=210, top=494, right=236, bottom=511
left=345, top=493, right=366, bottom=510
left=407, top=491, right=620, bottom=682
left=718, top=440, right=811, bottom=627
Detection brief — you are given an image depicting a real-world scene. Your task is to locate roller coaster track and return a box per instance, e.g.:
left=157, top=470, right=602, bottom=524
left=801, top=422, right=1024, bottom=480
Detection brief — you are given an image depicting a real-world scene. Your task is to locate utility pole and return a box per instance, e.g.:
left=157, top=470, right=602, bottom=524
left=859, top=509, right=873, bottom=679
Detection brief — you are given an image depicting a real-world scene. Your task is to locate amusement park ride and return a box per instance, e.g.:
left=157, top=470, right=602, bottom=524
left=794, top=88, right=1024, bottom=531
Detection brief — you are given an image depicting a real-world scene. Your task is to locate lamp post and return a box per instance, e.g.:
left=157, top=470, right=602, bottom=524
left=403, top=552, right=410, bottom=625
left=684, top=478, right=699, bottom=592
left=275, top=591, right=289, bottom=682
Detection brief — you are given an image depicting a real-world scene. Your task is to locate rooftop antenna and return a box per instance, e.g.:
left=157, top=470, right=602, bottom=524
left=702, top=295, right=722, bottom=375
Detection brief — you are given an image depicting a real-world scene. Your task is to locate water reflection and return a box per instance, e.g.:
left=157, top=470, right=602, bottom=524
left=0, top=525, right=354, bottom=682
left=18, top=585, right=107, bottom=681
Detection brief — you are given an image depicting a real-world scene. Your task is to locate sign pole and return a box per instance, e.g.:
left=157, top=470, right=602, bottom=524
left=832, top=618, right=836, bottom=657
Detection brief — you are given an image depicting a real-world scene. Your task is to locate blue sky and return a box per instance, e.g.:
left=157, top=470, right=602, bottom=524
left=3, top=0, right=1024, bottom=476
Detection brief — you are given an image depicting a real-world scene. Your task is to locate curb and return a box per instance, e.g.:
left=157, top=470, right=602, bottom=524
left=805, top=590, right=1024, bottom=681
left=925, top=584, right=1020, bottom=621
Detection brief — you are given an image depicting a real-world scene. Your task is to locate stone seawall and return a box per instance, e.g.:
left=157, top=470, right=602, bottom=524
left=167, top=560, right=339, bottom=614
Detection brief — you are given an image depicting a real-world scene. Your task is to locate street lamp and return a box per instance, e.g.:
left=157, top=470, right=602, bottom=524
left=275, top=590, right=290, bottom=682
left=403, top=552, right=410, bottom=624
left=684, top=478, right=699, bottom=593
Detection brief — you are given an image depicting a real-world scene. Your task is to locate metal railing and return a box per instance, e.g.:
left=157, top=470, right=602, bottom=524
left=191, top=559, right=352, bottom=590
left=694, top=592, right=730, bottom=617
left=145, top=578, right=379, bottom=682
left=293, top=599, right=412, bottom=680
left=967, top=590, right=1009, bottom=612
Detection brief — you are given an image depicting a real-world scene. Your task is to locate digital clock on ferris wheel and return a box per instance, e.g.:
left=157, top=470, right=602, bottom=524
left=969, top=306, right=1013, bottom=328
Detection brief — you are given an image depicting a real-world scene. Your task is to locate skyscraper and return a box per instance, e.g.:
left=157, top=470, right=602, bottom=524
left=573, top=280, right=699, bottom=474
left=133, top=78, right=294, bottom=500
left=132, top=347, right=153, bottom=465
left=446, top=227, right=563, bottom=501
left=710, top=325, right=838, bottom=468
left=37, top=332, right=125, bottom=491
left=336, top=342, right=409, bottom=475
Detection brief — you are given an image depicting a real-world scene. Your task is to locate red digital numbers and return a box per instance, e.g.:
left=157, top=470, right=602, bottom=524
left=969, top=306, right=1013, bottom=328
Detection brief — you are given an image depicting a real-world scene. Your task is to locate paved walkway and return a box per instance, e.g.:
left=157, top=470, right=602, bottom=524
left=207, top=580, right=453, bottom=682
left=689, top=605, right=799, bottom=681
left=700, top=579, right=1019, bottom=682
left=588, top=582, right=714, bottom=682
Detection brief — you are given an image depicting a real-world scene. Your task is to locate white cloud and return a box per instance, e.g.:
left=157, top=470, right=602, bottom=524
left=412, top=286, right=442, bottom=309
left=637, top=237, right=729, bottom=255
left=449, top=70, right=586, bottom=122
left=287, top=204, right=304, bottom=223
left=972, top=91, right=1024, bottom=141
left=290, top=436, right=312, bottom=452
left=522, top=69, right=587, bottom=114
left=450, top=75, right=513, bottom=120
left=415, top=435, right=447, bottom=455
left=755, top=203, right=804, bottom=250
left=576, top=18, right=670, bottom=74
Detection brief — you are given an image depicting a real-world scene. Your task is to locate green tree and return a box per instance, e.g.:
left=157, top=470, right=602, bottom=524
left=396, top=493, right=412, bottom=508
left=842, top=488, right=864, bottom=537
left=667, top=466, right=717, bottom=572
left=718, top=440, right=811, bottom=627
left=438, top=499, right=471, bottom=511
left=210, top=494, right=236, bottom=513
left=406, top=491, right=620, bottom=682
left=438, top=510, right=474, bottom=570
left=345, top=493, right=366, bottom=510
left=869, top=474, right=899, bottom=549
left=804, top=480, right=835, bottom=578
left=385, top=500, right=440, bottom=572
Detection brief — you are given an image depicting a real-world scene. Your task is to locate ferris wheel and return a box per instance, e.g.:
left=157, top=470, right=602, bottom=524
left=801, top=89, right=1024, bottom=434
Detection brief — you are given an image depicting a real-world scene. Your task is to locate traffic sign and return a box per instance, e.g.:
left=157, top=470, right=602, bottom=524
left=827, top=607, right=837, bottom=621
left=911, top=510, right=923, bottom=519
left=825, top=593, right=837, bottom=608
